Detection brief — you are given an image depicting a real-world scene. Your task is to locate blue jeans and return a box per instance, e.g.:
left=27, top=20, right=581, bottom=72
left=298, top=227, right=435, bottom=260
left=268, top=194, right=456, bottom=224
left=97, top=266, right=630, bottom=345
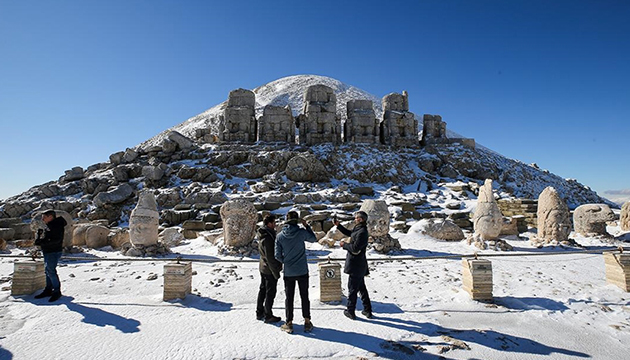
left=43, top=252, right=62, bottom=292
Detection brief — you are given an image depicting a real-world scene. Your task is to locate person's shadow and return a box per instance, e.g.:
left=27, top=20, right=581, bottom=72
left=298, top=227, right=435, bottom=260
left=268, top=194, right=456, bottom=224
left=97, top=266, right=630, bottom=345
left=0, top=343, right=13, bottom=360
left=49, top=296, right=141, bottom=333
left=175, top=294, right=232, bottom=312
left=367, top=316, right=590, bottom=358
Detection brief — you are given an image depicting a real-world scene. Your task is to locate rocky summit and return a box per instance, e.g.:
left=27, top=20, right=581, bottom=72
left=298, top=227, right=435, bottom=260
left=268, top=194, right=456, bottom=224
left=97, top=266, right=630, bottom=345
left=0, top=75, right=612, bottom=252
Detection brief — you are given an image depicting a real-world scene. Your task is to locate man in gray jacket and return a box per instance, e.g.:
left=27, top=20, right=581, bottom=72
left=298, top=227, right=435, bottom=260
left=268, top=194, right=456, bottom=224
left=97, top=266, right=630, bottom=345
left=274, top=211, right=317, bottom=333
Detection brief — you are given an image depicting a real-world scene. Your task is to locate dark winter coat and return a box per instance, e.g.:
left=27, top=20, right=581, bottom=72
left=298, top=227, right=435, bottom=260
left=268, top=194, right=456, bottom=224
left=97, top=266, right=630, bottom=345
left=274, top=223, right=317, bottom=277
left=38, top=216, right=67, bottom=254
left=258, top=226, right=282, bottom=279
left=337, top=222, right=369, bottom=276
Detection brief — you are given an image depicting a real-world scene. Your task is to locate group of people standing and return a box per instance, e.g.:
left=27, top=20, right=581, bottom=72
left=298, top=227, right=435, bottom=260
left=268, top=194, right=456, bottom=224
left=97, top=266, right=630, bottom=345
left=256, top=210, right=373, bottom=334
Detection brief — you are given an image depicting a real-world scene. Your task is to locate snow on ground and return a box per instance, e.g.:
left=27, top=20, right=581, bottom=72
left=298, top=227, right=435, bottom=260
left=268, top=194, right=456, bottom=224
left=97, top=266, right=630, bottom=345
left=1, top=225, right=629, bottom=360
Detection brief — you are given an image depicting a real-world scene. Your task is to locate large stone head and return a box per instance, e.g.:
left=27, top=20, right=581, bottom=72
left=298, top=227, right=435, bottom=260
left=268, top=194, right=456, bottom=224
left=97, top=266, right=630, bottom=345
left=219, top=199, right=257, bottom=247
left=359, top=200, right=390, bottom=237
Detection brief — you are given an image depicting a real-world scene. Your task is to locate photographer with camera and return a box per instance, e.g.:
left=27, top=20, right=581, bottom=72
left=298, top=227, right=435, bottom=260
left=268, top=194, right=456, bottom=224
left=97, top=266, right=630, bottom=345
left=333, top=211, right=373, bottom=320
left=34, top=210, right=67, bottom=302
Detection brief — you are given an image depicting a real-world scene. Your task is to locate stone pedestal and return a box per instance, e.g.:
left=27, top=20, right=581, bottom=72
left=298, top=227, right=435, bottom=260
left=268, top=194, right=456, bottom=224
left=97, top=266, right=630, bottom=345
left=604, top=252, right=630, bottom=292
left=163, top=262, right=192, bottom=301
left=462, top=259, right=493, bottom=301
left=318, top=262, right=342, bottom=302
left=11, top=260, right=46, bottom=296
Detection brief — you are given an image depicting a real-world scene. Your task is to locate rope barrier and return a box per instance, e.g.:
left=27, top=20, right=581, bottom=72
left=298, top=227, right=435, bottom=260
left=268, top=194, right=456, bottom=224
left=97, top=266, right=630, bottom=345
left=1, top=246, right=626, bottom=265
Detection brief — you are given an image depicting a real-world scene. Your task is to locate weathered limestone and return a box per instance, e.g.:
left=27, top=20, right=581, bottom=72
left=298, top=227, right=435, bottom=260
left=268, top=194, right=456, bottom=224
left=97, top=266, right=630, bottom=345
left=285, top=153, right=329, bottom=182
left=534, top=187, right=572, bottom=244
left=257, top=105, right=295, bottom=143
left=420, top=218, right=465, bottom=241
left=345, top=100, right=379, bottom=144
left=621, top=201, right=630, bottom=231
left=219, top=200, right=257, bottom=247
left=604, top=252, right=630, bottom=291
left=166, top=130, right=194, bottom=150
left=359, top=200, right=401, bottom=253
left=420, top=114, right=446, bottom=145
left=93, top=183, right=135, bottom=208
left=319, top=261, right=342, bottom=302
left=497, top=199, right=537, bottom=229
left=219, top=89, right=257, bottom=143
left=11, top=261, right=46, bottom=296
left=62, top=166, right=85, bottom=182
left=472, top=180, right=503, bottom=241
left=129, top=190, right=159, bottom=247
left=160, top=227, right=185, bottom=248
left=573, top=204, right=615, bottom=237
left=298, top=85, right=341, bottom=145
left=380, top=91, right=418, bottom=147
left=85, top=225, right=110, bottom=249
left=462, top=259, right=493, bottom=301
left=0, top=228, right=16, bottom=241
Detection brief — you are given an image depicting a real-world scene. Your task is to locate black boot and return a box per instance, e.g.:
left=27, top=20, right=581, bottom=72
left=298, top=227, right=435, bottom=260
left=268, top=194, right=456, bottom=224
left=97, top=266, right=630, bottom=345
left=48, top=291, right=62, bottom=302
left=34, top=288, right=52, bottom=299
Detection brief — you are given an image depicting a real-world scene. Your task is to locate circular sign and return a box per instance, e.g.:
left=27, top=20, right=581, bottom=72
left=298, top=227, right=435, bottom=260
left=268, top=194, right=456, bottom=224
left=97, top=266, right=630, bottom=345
left=325, top=269, right=336, bottom=279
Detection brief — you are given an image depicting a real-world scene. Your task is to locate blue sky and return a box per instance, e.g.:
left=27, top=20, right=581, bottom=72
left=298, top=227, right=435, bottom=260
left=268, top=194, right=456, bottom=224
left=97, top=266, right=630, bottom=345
left=1, top=0, right=628, bottom=202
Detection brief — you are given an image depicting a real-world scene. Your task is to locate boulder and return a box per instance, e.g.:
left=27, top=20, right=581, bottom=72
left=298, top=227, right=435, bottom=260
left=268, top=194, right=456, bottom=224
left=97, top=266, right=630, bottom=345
left=167, top=131, right=194, bottom=150
left=285, top=153, right=329, bottom=182
left=108, top=228, right=130, bottom=249
left=72, top=224, right=92, bottom=246
left=63, top=166, right=85, bottom=182
left=219, top=200, right=257, bottom=247
left=535, top=186, right=571, bottom=243
left=573, top=204, right=615, bottom=237
left=0, top=228, right=15, bottom=241
left=621, top=201, right=630, bottom=232
left=122, top=148, right=138, bottom=163
left=160, top=227, right=184, bottom=247
left=93, top=183, right=134, bottom=207
left=85, top=225, right=109, bottom=249
left=419, top=219, right=465, bottom=241
left=0, top=238, right=6, bottom=251
left=142, top=164, right=167, bottom=181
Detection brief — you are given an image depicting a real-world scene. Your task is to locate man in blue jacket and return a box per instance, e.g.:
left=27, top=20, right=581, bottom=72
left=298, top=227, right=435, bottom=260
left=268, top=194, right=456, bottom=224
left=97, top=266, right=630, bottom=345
left=274, top=211, right=317, bottom=333
left=334, top=210, right=373, bottom=320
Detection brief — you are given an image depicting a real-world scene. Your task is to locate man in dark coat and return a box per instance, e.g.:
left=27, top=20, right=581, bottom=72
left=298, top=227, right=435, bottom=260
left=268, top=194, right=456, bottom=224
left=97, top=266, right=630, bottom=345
left=256, top=215, right=283, bottom=323
left=334, top=210, right=373, bottom=319
left=34, top=210, right=67, bottom=302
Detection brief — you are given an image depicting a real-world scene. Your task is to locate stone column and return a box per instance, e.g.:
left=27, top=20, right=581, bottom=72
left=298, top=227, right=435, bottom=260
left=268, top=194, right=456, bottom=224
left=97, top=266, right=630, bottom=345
left=11, top=260, right=46, bottom=296
left=318, top=261, right=342, bottom=302
left=462, top=258, right=493, bottom=301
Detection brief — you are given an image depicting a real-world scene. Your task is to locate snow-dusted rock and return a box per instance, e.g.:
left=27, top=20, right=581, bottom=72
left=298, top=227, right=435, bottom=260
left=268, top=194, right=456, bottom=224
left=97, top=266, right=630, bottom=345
left=108, top=228, right=129, bottom=249
left=0, top=228, right=15, bottom=241
left=573, top=204, right=615, bottom=237
left=85, top=225, right=109, bottom=249
left=285, top=153, right=329, bottom=182
left=419, top=218, right=465, bottom=241
left=93, top=183, right=135, bottom=207
left=160, top=227, right=184, bottom=247
left=167, top=130, right=194, bottom=150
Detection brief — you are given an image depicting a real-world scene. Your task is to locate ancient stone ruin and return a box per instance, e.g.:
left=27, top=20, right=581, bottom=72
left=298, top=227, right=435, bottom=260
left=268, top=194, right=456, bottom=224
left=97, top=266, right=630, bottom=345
left=532, top=186, right=572, bottom=245
left=257, top=105, right=295, bottom=143
left=219, top=200, right=257, bottom=247
left=380, top=91, right=418, bottom=147
left=573, top=203, right=615, bottom=237
left=219, top=89, right=257, bottom=143
left=359, top=200, right=401, bottom=253
left=128, top=190, right=161, bottom=255
left=469, top=179, right=511, bottom=250
left=421, top=114, right=475, bottom=148
left=345, top=100, right=379, bottom=144
left=621, top=201, right=630, bottom=232
left=297, top=84, right=341, bottom=145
